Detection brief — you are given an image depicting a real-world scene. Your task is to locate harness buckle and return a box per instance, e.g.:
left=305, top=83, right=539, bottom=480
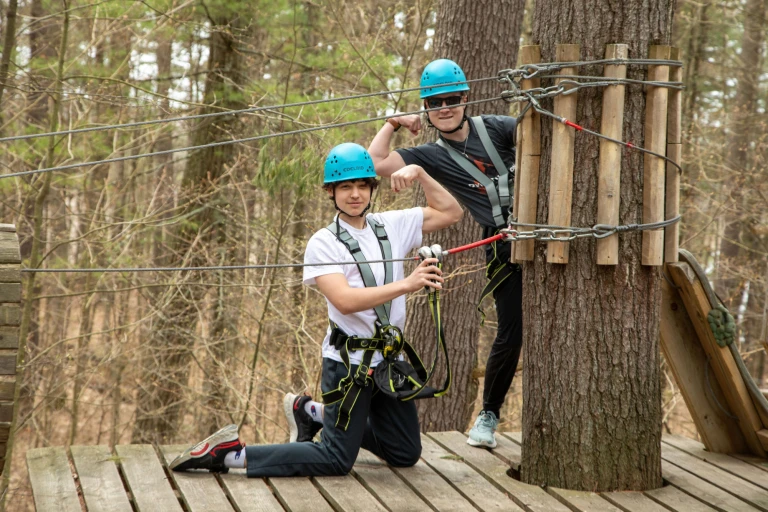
left=354, top=364, right=371, bottom=387
left=378, top=324, right=404, bottom=358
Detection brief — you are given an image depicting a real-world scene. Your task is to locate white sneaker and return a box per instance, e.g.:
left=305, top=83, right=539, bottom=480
left=467, top=411, right=498, bottom=448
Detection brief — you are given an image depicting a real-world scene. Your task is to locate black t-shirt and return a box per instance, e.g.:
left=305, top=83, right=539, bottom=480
left=396, top=115, right=517, bottom=230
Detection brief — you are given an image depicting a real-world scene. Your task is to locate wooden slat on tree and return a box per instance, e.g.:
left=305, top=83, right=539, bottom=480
left=419, top=435, right=524, bottom=511
left=667, top=262, right=768, bottom=457
left=160, top=446, right=235, bottom=512
left=219, top=470, right=285, bottom=512
left=313, top=472, right=388, bottom=512
left=661, top=443, right=768, bottom=510
left=114, top=445, right=183, bottom=512
left=546, top=44, right=580, bottom=264
left=662, top=460, right=762, bottom=511
left=596, top=44, right=628, bottom=265
left=601, top=491, right=670, bottom=512
left=352, top=449, right=430, bottom=512
left=70, top=445, right=133, bottom=512
left=514, top=45, right=541, bottom=262
left=665, top=47, right=682, bottom=263
left=659, top=278, right=748, bottom=453
left=642, top=46, right=671, bottom=266
left=269, top=477, right=335, bottom=512
left=644, top=485, right=718, bottom=512
left=392, top=458, right=476, bottom=511
left=663, top=435, right=768, bottom=491
left=547, top=487, right=622, bottom=511
left=26, top=447, right=82, bottom=512
left=429, top=431, right=571, bottom=512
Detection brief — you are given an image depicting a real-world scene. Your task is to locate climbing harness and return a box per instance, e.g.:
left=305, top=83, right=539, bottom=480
left=320, top=219, right=450, bottom=431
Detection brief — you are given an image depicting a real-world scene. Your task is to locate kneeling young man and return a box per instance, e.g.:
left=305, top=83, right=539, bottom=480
left=169, top=142, right=461, bottom=476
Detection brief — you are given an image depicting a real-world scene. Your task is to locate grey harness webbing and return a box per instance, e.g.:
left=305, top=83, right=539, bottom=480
left=326, top=217, right=393, bottom=325
left=436, top=116, right=511, bottom=228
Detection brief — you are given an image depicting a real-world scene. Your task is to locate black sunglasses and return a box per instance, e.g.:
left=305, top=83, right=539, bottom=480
left=425, top=95, right=465, bottom=109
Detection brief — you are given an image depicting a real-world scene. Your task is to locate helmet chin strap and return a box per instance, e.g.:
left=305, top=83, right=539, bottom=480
left=426, top=113, right=468, bottom=135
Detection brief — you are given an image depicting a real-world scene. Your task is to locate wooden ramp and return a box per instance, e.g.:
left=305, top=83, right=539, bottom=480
left=27, top=432, right=768, bottom=512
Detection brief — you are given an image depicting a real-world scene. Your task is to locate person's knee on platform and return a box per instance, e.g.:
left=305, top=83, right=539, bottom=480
left=383, top=441, right=421, bottom=468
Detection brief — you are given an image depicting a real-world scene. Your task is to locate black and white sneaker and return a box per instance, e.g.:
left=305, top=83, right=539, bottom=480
left=169, top=424, right=245, bottom=473
left=283, top=393, right=322, bottom=443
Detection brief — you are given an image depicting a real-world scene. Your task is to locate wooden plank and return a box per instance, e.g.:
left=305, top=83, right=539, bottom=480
left=662, top=460, right=761, bottom=511
left=160, top=446, right=235, bottom=512
left=114, top=444, right=183, bottom=512
left=0, top=266, right=21, bottom=283
left=269, top=477, right=335, bottom=512
left=642, top=45, right=671, bottom=266
left=548, top=487, right=623, bottom=512
left=492, top=432, right=522, bottom=470
left=313, top=473, right=388, bottom=512
left=734, top=454, right=768, bottom=474
left=0, top=422, right=9, bottom=442
left=352, top=449, right=430, bottom=512
left=0, top=380, right=13, bottom=400
left=70, top=446, right=133, bottom=512
left=430, top=431, right=571, bottom=512
left=644, top=485, right=718, bottom=512
left=503, top=431, right=523, bottom=444
left=547, top=43, right=580, bottom=264
left=664, top=435, right=768, bottom=490
left=659, top=278, right=748, bottom=453
left=758, top=430, right=768, bottom=451
left=0, top=326, right=19, bottom=349
left=0, top=283, right=21, bottom=303
left=668, top=262, right=767, bottom=456
left=0, top=403, right=11, bottom=423
left=665, top=47, right=682, bottom=263
left=512, top=119, right=523, bottom=263
left=515, top=45, right=542, bottom=261
left=597, top=44, right=628, bottom=265
left=0, top=355, right=15, bottom=375
left=0, top=304, right=20, bottom=328
left=420, top=435, right=524, bottom=511
left=0, top=225, right=15, bottom=233
left=601, top=491, right=669, bottom=512
left=218, top=470, right=285, bottom=512
left=26, top=446, right=82, bottom=512
left=662, top=443, right=768, bottom=510
left=0, top=232, right=20, bottom=264
left=392, top=459, right=476, bottom=511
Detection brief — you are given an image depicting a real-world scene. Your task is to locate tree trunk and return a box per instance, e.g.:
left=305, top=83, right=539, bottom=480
left=407, top=0, right=524, bottom=432
left=133, top=8, right=248, bottom=443
left=521, top=0, right=674, bottom=491
left=0, top=0, right=18, bottom=121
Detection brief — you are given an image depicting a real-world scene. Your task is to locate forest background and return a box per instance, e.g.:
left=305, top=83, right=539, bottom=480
left=0, top=0, right=765, bottom=508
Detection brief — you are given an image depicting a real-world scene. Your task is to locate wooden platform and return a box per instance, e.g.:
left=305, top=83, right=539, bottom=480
left=26, top=432, right=768, bottom=512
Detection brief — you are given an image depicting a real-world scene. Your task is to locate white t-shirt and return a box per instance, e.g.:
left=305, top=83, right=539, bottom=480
left=303, top=207, right=424, bottom=367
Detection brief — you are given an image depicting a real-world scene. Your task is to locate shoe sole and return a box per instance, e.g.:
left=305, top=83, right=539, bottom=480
left=466, top=436, right=497, bottom=449
left=169, top=424, right=239, bottom=470
left=283, top=393, right=299, bottom=443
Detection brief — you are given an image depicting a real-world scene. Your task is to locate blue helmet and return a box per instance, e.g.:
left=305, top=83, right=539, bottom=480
left=323, top=143, right=377, bottom=185
left=419, top=59, right=470, bottom=99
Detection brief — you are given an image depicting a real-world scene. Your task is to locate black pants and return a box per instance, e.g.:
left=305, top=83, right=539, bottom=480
left=245, top=358, right=421, bottom=477
left=482, top=240, right=523, bottom=417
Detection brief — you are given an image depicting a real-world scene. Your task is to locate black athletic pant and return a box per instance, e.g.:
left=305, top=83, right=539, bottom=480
left=482, top=240, right=523, bottom=419
left=245, top=358, right=421, bottom=477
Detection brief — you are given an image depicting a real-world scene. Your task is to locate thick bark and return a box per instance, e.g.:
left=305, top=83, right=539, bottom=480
left=407, top=0, right=524, bottom=432
left=0, top=0, right=18, bottom=118
left=521, top=0, right=674, bottom=491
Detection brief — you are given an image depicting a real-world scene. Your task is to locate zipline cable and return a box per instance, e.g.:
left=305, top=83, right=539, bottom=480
left=0, top=96, right=505, bottom=180
left=0, top=78, right=500, bottom=143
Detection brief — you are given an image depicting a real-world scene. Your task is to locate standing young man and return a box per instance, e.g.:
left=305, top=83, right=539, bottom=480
left=368, top=59, right=521, bottom=449
left=169, top=142, right=461, bottom=475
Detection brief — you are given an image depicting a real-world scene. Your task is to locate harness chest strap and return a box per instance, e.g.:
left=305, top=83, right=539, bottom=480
left=436, top=116, right=511, bottom=229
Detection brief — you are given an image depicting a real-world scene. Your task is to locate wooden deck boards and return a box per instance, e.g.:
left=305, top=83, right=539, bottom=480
left=27, top=433, right=768, bottom=512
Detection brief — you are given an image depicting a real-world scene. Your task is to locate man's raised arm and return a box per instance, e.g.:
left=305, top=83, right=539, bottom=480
left=368, top=114, right=422, bottom=177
